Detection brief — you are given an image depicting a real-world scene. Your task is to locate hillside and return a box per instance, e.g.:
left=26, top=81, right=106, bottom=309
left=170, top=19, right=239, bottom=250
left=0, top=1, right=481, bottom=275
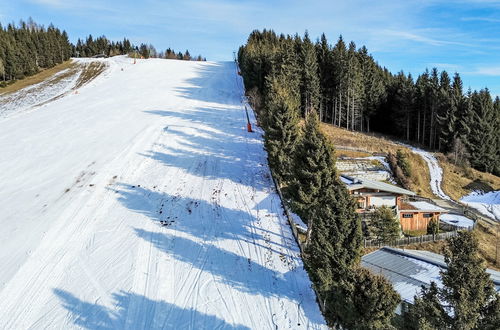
left=0, top=57, right=325, bottom=328
left=321, top=124, right=500, bottom=200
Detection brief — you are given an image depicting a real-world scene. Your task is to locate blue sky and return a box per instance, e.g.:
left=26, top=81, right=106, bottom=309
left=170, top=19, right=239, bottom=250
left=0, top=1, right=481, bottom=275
left=1, top=0, right=500, bottom=96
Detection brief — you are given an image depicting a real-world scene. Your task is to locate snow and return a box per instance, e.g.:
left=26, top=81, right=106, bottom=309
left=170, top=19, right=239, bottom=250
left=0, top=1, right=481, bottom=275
left=337, top=156, right=395, bottom=183
left=405, top=145, right=451, bottom=200
left=0, top=67, right=78, bottom=120
left=461, top=190, right=500, bottom=221
left=406, top=201, right=446, bottom=212
left=440, top=213, right=475, bottom=228
left=340, top=175, right=354, bottom=185
left=0, top=56, right=326, bottom=328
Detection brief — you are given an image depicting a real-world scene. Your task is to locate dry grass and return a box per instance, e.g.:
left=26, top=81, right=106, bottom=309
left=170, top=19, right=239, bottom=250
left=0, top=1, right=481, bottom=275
left=321, top=123, right=401, bottom=154
left=0, top=61, right=74, bottom=95
left=74, top=62, right=107, bottom=89
left=475, top=222, right=500, bottom=270
left=320, top=123, right=435, bottom=198
left=439, top=155, right=500, bottom=200
left=336, top=149, right=372, bottom=158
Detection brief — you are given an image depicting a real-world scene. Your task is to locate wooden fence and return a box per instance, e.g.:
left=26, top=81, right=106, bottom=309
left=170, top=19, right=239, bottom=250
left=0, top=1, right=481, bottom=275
left=363, top=226, right=474, bottom=248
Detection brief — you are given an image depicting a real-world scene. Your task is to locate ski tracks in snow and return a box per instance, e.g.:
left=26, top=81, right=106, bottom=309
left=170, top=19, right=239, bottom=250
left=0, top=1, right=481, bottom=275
left=0, top=58, right=326, bottom=329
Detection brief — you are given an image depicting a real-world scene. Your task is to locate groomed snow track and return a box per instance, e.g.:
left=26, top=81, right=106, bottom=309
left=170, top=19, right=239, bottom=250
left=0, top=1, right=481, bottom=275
left=0, top=57, right=326, bottom=329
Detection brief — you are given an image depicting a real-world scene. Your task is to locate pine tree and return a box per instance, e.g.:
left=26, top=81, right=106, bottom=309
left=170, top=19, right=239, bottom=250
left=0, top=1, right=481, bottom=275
left=467, top=90, right=497, bottom=173
left=427, top=216, right=439, bottom=235
left=0, top=58, right=4, bottom=82
left=305, top=178, right=362, bottom=289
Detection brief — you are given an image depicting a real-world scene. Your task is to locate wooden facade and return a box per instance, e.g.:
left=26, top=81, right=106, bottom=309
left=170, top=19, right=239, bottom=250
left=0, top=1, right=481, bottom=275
left=341, top=175, right=446, bottom=232
left=398, top=201, right=445, bottom=232
left=399, top=211, right=442, bottom=232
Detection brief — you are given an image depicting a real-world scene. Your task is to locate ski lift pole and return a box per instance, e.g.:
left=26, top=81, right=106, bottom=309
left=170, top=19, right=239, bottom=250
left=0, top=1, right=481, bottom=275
left=245, top=106, right=253, bottom=132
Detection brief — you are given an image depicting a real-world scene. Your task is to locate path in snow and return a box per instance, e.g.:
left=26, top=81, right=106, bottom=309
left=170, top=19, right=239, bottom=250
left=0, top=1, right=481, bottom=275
left=404, top=145, right=451, bottom=200
left=0, top=57, right=325, bottom=329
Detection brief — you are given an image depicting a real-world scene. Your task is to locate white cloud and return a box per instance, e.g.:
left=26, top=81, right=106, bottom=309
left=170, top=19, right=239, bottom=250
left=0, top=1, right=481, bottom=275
left=461, top=16, right=500, bottom=22
left=472, top=66, right=500, bottom=75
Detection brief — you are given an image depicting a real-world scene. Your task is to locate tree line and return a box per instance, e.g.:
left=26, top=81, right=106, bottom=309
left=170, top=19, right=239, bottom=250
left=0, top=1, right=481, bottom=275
left=72, top=35, right=133, bottom=57
left=0, top=19, right=206, bottom=86
left=0, top=18, right=72, bottom=83
left=73, top=37, right=206, bottom=62
left=238, top=29, right=500, bottom=176
left=238, top=29, right=500, bottom=329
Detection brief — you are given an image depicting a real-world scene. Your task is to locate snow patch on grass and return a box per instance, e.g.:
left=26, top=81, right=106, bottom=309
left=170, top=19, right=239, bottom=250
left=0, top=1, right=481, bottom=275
left=461, top=190, right=500, bottom=221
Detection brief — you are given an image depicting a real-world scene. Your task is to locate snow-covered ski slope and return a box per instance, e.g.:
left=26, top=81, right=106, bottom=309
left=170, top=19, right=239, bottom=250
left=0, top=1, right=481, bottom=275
left=0, top=56, right=326, bottom=329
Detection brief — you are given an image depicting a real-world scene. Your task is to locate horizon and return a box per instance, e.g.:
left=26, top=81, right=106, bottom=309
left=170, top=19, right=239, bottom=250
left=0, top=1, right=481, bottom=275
left=2, top=0, right=500, bottom=96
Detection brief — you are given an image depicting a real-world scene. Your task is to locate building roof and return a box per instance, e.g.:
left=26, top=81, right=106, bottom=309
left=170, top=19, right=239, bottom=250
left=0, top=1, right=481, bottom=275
left=400, top=201, right=447, bottom=213
left=361, top=247, right=500, bottom=304
left=340, top=175, right=416, bottom=196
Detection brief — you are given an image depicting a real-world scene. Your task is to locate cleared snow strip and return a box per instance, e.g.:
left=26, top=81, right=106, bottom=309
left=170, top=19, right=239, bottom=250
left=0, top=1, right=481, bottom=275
left=440, top=213, right=475, bottom=228
left=403, top=144, right=451, bottom=200
left=461, top=191, right=500, bottom=221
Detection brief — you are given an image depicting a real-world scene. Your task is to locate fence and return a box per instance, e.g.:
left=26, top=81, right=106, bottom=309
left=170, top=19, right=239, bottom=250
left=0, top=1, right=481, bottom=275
left=363, top=226, right=474, bottom=248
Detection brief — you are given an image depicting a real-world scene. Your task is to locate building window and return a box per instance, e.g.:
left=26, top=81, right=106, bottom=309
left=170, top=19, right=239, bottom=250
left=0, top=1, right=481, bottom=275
left=423, top=213, right=433, bottom=218
left=402, top=213, right=413, bottom=218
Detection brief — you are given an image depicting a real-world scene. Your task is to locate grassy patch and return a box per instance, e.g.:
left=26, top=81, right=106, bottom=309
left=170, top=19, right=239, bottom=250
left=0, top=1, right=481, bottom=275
left=336, top=149, right=372, bottom=158
left=475, top=222, right=500, bottom=270
left=74, top=62, right=107, bottom=89
left=0, top=61, right=74, bottom=95
left=439, top=154, right=500, bottom=200
left=404, top=230, right=428, bottom=237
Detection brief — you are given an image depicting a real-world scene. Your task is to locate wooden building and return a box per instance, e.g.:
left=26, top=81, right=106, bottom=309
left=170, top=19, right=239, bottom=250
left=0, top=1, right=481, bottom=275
left=341, top=175, right=415, bottom=212
left=398, top=201, right=446, bottom=232
left=340, top=175, right=447, bottom=231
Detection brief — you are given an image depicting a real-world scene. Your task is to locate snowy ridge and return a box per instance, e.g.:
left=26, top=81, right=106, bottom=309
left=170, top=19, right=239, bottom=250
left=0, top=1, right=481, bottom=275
left=0, top=57, right=326, bottom=328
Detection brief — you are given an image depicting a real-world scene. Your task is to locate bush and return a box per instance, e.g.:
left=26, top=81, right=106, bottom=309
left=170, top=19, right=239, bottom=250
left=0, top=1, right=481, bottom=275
left=427, top=217, right=439, bottom=235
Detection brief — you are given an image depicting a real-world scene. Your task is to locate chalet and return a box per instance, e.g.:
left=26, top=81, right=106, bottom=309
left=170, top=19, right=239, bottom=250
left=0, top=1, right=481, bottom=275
left=398, top=201, right=446, bottom=232
left=361, top=247, right=500, bottom=314
left=340, top=175, right=448, bottom=231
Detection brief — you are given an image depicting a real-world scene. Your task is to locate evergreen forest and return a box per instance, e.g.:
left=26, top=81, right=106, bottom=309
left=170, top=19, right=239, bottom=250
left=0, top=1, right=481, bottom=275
left=238, top=29, right=500, bottom=176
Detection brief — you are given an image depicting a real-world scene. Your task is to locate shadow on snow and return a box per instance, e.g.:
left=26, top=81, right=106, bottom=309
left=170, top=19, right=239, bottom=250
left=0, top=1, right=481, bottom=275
left=53, top=289, right=250, bottom=330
